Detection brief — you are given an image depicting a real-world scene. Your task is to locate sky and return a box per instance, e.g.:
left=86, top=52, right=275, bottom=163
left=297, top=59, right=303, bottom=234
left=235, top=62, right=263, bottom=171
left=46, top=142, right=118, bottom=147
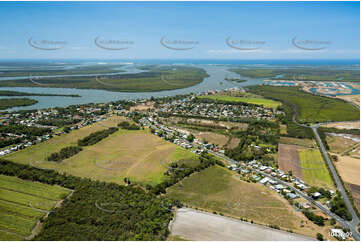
left=0, top=1, right=359, bottom=60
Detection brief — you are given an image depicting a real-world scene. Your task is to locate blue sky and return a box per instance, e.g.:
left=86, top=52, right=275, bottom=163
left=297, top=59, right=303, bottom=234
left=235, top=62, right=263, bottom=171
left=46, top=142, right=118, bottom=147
left=0, top=1, right=359, bottom=59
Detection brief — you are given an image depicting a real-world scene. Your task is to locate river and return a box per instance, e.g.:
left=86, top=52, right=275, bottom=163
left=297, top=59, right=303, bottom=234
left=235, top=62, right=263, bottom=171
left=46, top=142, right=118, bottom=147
left=0, top=64, right=264, bottom=112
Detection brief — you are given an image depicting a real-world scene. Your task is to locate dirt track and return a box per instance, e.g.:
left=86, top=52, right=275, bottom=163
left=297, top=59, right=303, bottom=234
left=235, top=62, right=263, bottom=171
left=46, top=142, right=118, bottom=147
left=170, top=208, right=314, bottom=241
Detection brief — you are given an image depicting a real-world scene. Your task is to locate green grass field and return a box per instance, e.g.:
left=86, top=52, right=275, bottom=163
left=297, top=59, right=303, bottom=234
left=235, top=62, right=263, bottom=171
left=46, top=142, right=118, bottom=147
left=5, top=117, right=198, bottom=186
left=167, top=165, right=322, bottom=236
left=198, top=94, right=281, bottom=109
left=247, top=86, right=360, bottom=123
left=0, top=175, right=70, bottom=240
left=298, top=149, right=334, bottom=189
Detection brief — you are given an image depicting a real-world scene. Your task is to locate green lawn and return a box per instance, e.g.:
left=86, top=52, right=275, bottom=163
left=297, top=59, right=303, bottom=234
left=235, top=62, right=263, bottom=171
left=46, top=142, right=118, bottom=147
left=0, top=175, right=70, bottom=240
left=198, top=94, right=281, bottom=109
left=298, top=149, right=334, bottom=189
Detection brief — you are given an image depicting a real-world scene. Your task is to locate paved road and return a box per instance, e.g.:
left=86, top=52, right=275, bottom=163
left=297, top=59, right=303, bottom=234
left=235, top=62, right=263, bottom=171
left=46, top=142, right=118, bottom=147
left=209, top=150, right=360, bottom=241
left=312, top=126, right=360, bottom=227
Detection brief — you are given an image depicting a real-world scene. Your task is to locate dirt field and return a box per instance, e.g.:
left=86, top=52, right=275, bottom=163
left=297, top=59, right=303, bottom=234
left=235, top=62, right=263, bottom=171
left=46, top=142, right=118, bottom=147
left=346, top=183, right=360, bottom=211
left=193, top=132, right=229, bottom=147
left=322, top=121, right=360, bottom=130
left=226, top=137, right=240, bottom=149
left=168, top=117, right=248, bottom=130
left=278, top=144, right=303, bottom=179
left=336, top=94, right=360, bottom=107
left=129, top=102, right=154, bottom=111
left=170, top=208, right=314, bottom=241
left=279, top=137, right=316, bottom=148
left=326, top=133, right=359, bottom=154
left=333, top=153, right=360, bottom=186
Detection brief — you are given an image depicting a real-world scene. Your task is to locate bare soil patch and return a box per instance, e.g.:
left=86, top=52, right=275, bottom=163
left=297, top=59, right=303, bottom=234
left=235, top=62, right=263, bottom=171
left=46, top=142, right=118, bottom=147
left=194, top=132, right=229, bottom=147
left=279, top=137, right=316, bottom=148
left=278, top=144, right=303, bottom=179
left=130, top=102, right=154, bottom=112
left=322, top=121, right=360, bottom=130
left=333, top=153, right=360, bottom=186
left=170, top=208, right=314, bottom=241
left=226, top=137, right=240, bottom=149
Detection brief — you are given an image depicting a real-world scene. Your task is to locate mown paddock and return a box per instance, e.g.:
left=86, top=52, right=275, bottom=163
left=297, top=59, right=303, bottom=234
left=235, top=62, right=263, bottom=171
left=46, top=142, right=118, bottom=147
left=298, top=149, right=334, bottom=189
left=193, top=131, right=229, bottom=147
left=5, top=120, right=199, bottom=186
left=198, top=94, right=281, bottom=109
left=166, top=165, right=332, bottom=239
left=0, top=175, right=70, bottom=240
left=277, top=144, right=303, bottom=179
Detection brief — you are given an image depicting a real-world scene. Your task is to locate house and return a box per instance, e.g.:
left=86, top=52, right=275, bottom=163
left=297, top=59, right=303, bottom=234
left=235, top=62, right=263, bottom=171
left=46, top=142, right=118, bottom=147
left=252, top=175, right=261, bottom=182
left=259, top=177, right=270, bottom=185
left=275, top=184, right=285, bottom=190
left=312, top=192, right=322, bottom=199
left=286, top=193, right=299, bottom=199
left=300, top=202, right=311, bottom=209
left=269, top=180, right=278, bottom=185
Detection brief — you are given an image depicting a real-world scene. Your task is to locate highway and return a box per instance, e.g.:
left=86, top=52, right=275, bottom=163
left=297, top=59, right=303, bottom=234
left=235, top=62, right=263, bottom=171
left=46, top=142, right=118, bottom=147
left=209, top=150, right=360, bottom=241
left=312, top=126, right=360, bottom=227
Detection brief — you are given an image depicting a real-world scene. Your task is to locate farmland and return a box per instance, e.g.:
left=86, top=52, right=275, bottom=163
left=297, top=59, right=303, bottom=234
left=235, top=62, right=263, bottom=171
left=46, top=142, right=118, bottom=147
left=198, top=94, right=281, bottom=109
left=279, top=137, right=316, bottom=148
left=0, top=175, right=70, bottom=240
left=298, top=149, right=334, bottom=189
left=247, top=85, right=360, bottom=123
left=167, top=165, right=331, bottom=238
left=278, top=144, right=303, bottom=179
left=5, top=117, right=198, bottom=186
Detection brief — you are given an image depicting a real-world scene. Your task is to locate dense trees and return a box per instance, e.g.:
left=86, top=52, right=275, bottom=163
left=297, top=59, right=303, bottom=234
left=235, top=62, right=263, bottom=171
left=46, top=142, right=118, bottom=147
left=0, top=159, right=173, bottom=240
left=302, top=210, right=325, bottom=226
left=118, top=121, right=140, bottom=130
left=78, top=127, right=118, bottom=146
left=0, top=124, right=51, bottom=137
left=330, top=193, right=352, bottom=221
left=47, top=146, right=83, bottom=162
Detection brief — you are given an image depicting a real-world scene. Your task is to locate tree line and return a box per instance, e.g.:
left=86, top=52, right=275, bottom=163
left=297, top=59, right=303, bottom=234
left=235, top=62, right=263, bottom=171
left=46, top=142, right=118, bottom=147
left=78, top=127, right=118, bottom=146
left=47, top=146, right=83, bottom=162
left=149, top=153, right=224, bottom=194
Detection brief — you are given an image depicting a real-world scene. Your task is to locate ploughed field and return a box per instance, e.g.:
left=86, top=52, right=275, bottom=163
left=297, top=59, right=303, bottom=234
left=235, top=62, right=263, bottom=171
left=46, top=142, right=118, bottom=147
left=5, top=116, right=198, bottom=186
left=278, top=142, right=334, bottom=189
left=0, top=175, right=70, bottom=240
